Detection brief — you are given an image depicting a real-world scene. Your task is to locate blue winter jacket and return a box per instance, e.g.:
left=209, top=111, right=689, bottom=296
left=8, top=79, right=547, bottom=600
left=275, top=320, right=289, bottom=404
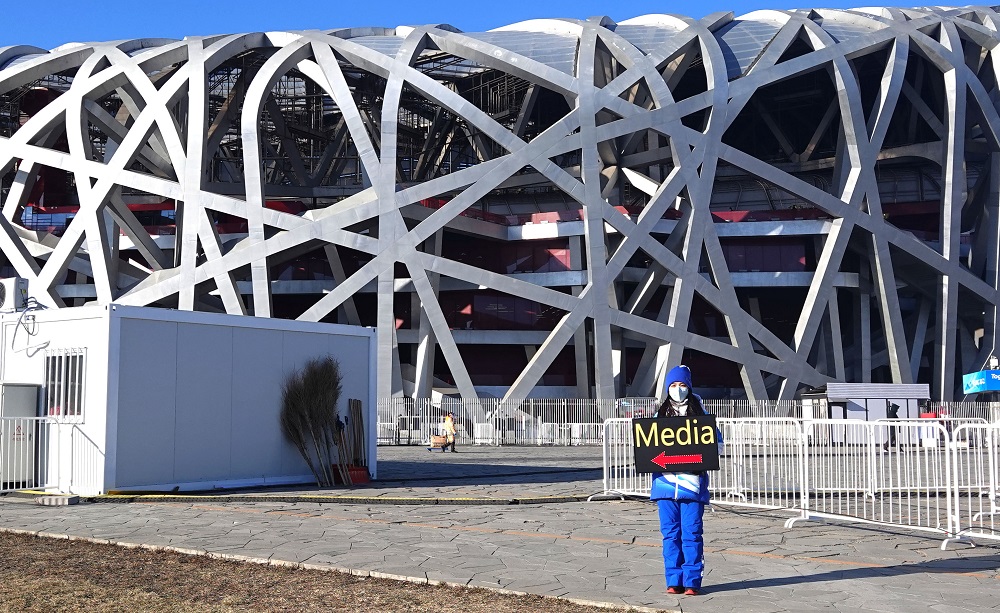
left=650, top=471, right=711, bottom=504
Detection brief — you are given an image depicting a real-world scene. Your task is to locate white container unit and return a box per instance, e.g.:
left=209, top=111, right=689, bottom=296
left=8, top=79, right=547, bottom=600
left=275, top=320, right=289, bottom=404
left=0, top=304, right=377, bottom=494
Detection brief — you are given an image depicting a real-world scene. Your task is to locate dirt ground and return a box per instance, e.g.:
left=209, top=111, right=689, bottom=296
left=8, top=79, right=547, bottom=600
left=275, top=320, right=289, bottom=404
left=0, top=531, right=654, bottom=612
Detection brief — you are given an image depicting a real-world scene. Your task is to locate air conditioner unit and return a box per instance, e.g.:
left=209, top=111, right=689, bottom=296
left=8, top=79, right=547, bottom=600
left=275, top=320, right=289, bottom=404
left=0, top=277, right=28, bottom=313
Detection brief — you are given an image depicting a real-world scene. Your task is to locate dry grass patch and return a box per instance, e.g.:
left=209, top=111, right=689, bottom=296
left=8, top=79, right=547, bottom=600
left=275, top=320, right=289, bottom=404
left=0, top=531, right=654, bottom=612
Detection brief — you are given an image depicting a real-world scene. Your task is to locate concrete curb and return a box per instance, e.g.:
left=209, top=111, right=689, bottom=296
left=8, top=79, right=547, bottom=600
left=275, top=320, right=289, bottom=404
left=8, top=490, right=81, bottom=506
left=79, top=493, right=593, bottom=505
left=0, top=527, right=675, bottom=613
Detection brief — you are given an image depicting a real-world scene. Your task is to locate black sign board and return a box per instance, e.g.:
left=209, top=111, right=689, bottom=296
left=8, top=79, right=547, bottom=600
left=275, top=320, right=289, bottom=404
left=632, top=415, right=720, bottom=473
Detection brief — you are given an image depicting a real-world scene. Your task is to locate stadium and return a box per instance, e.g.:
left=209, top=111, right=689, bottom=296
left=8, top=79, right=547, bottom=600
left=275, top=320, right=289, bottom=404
left=0, top=5, right=995, bottom=403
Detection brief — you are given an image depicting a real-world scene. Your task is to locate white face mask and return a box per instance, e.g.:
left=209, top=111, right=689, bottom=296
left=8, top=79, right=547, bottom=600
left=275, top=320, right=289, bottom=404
left=668, top=384, right=689, bottom=403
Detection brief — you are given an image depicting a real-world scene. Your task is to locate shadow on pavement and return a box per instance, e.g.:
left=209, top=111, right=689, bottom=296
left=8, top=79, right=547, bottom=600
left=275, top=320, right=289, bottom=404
left=705, top=555, right=1000, bottom=593
left=372, top=445, right=605, bottom=486
left=373, top=460, right=602, bottom=485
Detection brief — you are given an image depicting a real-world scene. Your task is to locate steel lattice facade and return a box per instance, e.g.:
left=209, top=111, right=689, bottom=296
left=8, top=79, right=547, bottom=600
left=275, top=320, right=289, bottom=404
left=0, top=6, right=997, bottom=402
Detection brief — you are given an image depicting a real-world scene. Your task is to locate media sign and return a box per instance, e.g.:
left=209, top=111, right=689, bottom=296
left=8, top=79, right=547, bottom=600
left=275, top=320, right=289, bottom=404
left=632, top=415, right=719, bottom=474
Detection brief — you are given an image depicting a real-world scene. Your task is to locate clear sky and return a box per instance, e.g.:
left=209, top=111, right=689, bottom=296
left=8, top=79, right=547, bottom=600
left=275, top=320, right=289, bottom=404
left=10, top=1, right=908, bottom=50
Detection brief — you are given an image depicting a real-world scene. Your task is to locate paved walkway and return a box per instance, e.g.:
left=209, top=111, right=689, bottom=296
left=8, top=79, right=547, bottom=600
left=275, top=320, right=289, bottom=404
left=97, top=445, right=609, bottom=503
left=2, top=445, right=1000, bottom=612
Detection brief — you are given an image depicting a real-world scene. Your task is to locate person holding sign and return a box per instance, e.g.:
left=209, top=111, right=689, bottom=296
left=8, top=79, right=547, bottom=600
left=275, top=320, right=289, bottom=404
left=650, top=365, right=711, bottom=596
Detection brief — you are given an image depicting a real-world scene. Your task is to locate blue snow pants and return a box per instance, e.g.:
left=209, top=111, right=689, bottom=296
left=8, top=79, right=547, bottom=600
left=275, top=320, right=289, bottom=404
left=656, top=498, right=705, bottom=589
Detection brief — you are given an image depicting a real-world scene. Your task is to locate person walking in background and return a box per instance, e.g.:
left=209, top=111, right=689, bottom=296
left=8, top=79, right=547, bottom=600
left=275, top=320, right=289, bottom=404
left=442, top=411, right=458, bottom=452
left=651, top=365, right=711, bottom=596
left=883, top=402, right=900, bottom=451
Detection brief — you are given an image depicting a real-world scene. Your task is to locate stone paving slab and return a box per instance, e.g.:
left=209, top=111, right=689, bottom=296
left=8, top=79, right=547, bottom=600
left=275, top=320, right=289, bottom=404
left=2, top=446, right=1000, bottom=612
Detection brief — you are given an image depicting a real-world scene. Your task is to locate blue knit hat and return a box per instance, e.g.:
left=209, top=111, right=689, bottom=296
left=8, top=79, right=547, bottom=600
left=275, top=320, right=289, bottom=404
left=664, top=365, right=693, bottom=392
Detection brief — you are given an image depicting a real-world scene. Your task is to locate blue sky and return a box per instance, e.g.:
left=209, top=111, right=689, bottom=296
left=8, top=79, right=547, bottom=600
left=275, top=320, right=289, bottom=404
left=12, top=1, right=906, bottom=49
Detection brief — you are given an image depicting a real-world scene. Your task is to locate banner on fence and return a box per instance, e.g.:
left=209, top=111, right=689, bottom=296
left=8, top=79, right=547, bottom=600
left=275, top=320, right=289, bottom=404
left=632, top=415, right=719, bottom=473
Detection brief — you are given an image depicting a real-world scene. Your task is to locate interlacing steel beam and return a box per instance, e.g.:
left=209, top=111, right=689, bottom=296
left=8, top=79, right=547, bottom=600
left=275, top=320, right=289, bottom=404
left=0, top=7, right=996, bottom=402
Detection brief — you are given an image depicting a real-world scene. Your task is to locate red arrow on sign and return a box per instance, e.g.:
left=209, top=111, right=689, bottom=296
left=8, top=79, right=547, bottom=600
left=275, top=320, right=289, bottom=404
left=651, top=452, right=704, bottom=469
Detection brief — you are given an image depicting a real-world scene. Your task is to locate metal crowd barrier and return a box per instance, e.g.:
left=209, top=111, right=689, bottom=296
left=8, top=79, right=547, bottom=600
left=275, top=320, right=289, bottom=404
left=597, top=416, right=1000, bottom=548
left=599, top=417, right=804, bottom=510
left=950, top=423, right=1000, bottom=546
left=787, top=420, right=955, bottom=539
left=716, top=418, right=803, bottom=510
left=600, top=418, right=650, bottom=498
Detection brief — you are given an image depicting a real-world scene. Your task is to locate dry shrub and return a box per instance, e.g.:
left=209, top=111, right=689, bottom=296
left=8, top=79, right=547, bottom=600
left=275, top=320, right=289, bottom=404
left=280, top=356, right=343, bottom=486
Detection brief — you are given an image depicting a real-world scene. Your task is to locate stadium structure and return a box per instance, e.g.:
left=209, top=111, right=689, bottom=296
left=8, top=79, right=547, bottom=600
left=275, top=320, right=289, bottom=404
left=0, top=6, right=996, bottom=402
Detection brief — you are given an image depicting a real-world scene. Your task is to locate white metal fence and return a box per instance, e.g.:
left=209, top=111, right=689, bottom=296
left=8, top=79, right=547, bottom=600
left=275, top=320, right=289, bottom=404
left=932, top=402, right=1000, bottom=422
left=598, top=414, right=1000, bottom=548
left=703, top=400, right=804, bottom=419
left=0, top=417, right=104, bottom=495
left=377, top=397, right=659, bottom=446
left=0, top=417, right=57, bottom=493
left=794, top=420, right=954, bottom=536
left=717, top=418, right=803, bottom=510
left=600, top=417, right=804, bottom=511
left=950, top=423, right=1000, bottom=545
left=377, top=399, right=1000, bottom=447
left=69, top=425, right=104, bottom=495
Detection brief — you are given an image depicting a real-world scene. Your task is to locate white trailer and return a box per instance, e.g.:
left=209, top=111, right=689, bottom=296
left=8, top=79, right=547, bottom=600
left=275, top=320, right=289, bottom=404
left=0, top=304, right=376, bottom=494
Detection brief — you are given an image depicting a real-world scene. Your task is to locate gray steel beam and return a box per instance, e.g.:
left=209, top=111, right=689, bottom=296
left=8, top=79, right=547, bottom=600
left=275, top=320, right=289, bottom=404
left=0, top=9, right=996, bottom=402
